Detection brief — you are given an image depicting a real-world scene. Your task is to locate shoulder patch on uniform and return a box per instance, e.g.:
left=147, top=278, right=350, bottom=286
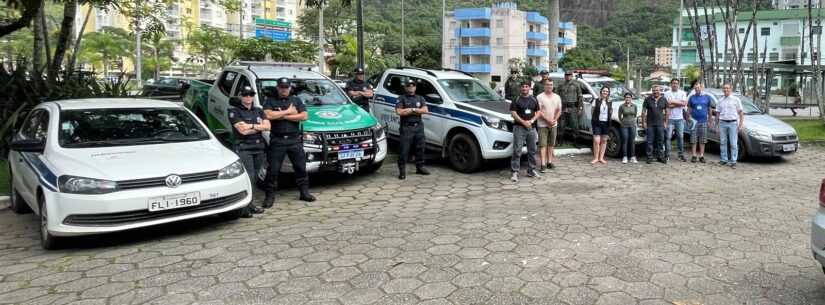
left=229, top=111, right=235, bottom=118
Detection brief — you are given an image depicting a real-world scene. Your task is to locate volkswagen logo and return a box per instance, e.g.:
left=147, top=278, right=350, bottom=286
left=165, top=175, right=182, bottom=188
left=317, top=111, right=341, bottom=119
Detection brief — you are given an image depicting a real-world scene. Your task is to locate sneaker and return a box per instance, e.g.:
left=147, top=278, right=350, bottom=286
left=527, top=170, right=541, bottom=178
left=718, top=161, right=727, bottom=166
left=699, top=157, right=706, bottom=163
left=679, top=155, right=687, bottom=162
left=690, top=156, right=697, bottom=163
left=729, top=163, right=736, bottom=169
left=646, top=158, right=653, bottom=164
left=630, top=157, right=638, bottom=164
left=539, top=166, right=546, bottom=173
left=547, top=163, right=555, bottom=169
left=622, top=157, right=628, bottom=164
left=510, top=172, right=519, bottom=182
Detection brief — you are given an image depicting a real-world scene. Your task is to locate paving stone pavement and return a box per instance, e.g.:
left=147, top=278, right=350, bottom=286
left=0, top=145, right=824, bottom=305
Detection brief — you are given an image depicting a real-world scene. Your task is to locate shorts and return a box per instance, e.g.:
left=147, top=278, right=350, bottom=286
left=691, top=122, right=708, bottom=144
left=592, top=121, right=610, bottom=136
left=538, top=126, right=558, bottom=147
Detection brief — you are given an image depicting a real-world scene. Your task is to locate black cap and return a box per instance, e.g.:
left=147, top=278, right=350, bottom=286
left=405, top=79, right=417, bottom=86
left=239, top=86, right=255, bottom=96
left=564, top=71, right=573, bottom=76
left=624, top=92, right=634, bottom=98
left=539, top=70, right=549, bottom=75
left=276, top=77, right=291, bottom=88
left=354, top=67, right=365, bottom=74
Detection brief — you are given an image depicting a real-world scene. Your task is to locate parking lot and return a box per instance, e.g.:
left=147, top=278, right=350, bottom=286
left=0, top=145, right=823, bottom=305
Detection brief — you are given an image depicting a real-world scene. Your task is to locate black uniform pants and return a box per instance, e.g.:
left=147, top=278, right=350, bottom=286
left=236, top=147, right=266, bottom=209
left=264, top=136, right=309, bottom=193
left=398, top=124, right=425, bottom=169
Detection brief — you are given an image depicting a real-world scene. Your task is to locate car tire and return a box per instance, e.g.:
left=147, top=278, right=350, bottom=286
left=38, top=195, right=62, bottom=250
left=447, top=133, right=482, bottom=173
left=358, top=160, right=383, bottom=175
left=606, top=126, right=621, bottom=158
left=219, top=208, right=244, bottom=221
left=8, top=169, right=31, bottom=214
left=737, top=138, right=748, bottom=161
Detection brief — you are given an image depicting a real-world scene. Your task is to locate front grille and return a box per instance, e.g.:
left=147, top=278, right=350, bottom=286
left=63, top=191, right=247, bottom=226
left=117, top=170, right=220, bottom=190
left=772, top=134, right=798, bottom=141
left=324, top=128, right=372, bottom=146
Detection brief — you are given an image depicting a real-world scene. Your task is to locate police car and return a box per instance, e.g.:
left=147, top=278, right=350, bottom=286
left=7, top=99, right=252, bottom=249
left=370, top=67, right=516, bottom=173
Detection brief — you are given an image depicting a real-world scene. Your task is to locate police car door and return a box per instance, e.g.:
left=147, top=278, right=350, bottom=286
left=410, top=76, right=446, bottom=147
left=210, top=70, right=239, bottom=132
left=374, top=74, right=406, bottom=136
left=579, top=80, right=594, bottom=133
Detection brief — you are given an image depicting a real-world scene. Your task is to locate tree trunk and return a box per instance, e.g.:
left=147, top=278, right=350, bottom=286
left=687, top=1, right=707, bottom=84
left=39, top=1, right=52, bottom=75
left=702, top=0, right=717, bottom=86
left=154, top=46, right=160, bottom=80
left=50, top=0, right=77, bottom=81
left=548, top=0, right=560, bottom=71
left=0, top=0, right=41, bottom=39
left=32, top=8, right=45, bottom=74
left=67, top=5, right=92, bottom=78
left=752, top=0, right=759, bottom=102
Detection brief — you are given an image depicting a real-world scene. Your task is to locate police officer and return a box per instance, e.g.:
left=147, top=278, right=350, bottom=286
left=504, top=69, right=521, bottom=102
left=396, top=79, right=431, bottom=180
left=345, top=67, right=374, bottom=112
left=229, top=86, right=269, bottom=217
left=557, top=71, right=583, bottom=148
left=532, top=70, right=549, bottom=97
left=262, top=77, right=316, bottom=206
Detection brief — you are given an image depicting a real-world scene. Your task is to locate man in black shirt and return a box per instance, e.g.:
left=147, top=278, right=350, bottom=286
left=641, top=85, right=669, bottom=164
left=228, top=86, right=269, bottom=217
left=510, top=81, right=541, bottom=182
left=395, top=79, right=431, bottom=180
left=345, top=67, right=374, bottom=112
left=262, top=77, right=316, bottom=206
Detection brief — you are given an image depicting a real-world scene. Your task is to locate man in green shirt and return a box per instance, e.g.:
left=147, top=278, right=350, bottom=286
left=556, top=71, right=583, bottom=147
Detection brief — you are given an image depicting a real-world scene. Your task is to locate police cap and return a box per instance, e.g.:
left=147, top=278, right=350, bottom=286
left=564, top=71, right=573, bottom=76
left=405, top=79, right=417, bottom=86
left=276, top=77, right=291, bottom=88
left=239, top=86, right=255, bottom=96
left=354, top=67, right=365, bottom=74
left=539, top=70, right=549, bottom=75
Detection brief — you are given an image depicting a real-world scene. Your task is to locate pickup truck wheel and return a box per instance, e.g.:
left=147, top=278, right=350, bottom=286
left=39, top=195, right=62, bottom=250
left=358, top=160, right=383, bottom=175
left=9, top=169, right=31, bottom=214
left=606, top=126, right=621, bottom=158
left=448, top=133, right=482, bottom=173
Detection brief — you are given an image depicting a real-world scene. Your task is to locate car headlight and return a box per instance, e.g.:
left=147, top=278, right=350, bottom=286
left=218, top=160, right=245, bottom=179
left=303, top=132, right=322, bottom=146
left=372, top=124, right=386, bottom=140
left=482, top=116, right=510, bottom=132
left=58, top=175, right=118, bottom=194
left=747, top=129, right=772, bottom=142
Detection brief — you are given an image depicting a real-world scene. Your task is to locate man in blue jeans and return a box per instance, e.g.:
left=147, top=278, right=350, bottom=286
left=641, top=86, right=668, bottom=164
left=664, top=78, right=688, bottom=162
left=715, top=83, right=745, bottom=168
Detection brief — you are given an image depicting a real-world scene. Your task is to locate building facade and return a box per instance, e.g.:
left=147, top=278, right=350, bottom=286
left=655, top=47, right=673, bottom=67
left=772, top=0, right=820, bottom=9
left=226, top=0, right=303, bottom=39
left=442, top=2, right=576, bottom=87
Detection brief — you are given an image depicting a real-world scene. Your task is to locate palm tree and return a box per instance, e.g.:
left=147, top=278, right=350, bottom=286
left=142, top=32, right=176, bottom=80
left=79, top=27, right=131, bottom=78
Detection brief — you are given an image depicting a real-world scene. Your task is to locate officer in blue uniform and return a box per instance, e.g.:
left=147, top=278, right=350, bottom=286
left=228, top=86, right=268, bottom=217
left=395, top=79, right=431, bottom=180
left=345, top=67, right=374, bottom=112
left=262, top=77, right=316, bottom=206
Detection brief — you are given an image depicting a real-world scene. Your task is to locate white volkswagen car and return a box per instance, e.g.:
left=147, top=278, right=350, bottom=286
left=7, top=99, right=251, bottom=249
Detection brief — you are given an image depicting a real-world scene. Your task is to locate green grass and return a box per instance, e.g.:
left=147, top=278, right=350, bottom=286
left=0, top=159, right=8, bottom=195
left=783, top=119, right=825, bottom=142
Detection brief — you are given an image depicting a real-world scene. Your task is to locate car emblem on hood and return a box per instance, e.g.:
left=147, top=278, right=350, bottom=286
left=165, top=175, right=182, bottom=188
left=317, top=111, right=341, bottom=119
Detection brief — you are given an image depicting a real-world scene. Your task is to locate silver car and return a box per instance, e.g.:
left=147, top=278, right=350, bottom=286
left=688, top=88, right=799, bottom=160
left=810, top=178, right=825, bottom=274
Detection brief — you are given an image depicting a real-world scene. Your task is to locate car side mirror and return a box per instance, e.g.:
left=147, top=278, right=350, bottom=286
left=10, top=139, right=45, bottom=153
left=228, top=96, right=242, bottom=108
left=424, top=93, right=443, bottom=104
left=583, top=94, right=594, bottom=103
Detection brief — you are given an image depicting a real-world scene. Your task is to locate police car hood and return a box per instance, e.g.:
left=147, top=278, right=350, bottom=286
left=49, top=140, right=236, bottom=181
left=453, top=100, right=513, bottom=121
left=302, top=103, right=378, bottom=132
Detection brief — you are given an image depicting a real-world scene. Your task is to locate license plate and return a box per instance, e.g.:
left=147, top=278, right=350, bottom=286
left=783, top=144, right=796, bottom=152
left=338, top=149, right=364, bottom=160
left=148, top=192, right=201, bottom=212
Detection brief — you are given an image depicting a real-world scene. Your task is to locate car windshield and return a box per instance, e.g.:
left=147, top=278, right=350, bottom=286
left=59, top=108, right=210, bottom=148
left=438, top=78, right=503, bottom=103
left=713, top=94, right=763, bottom=114
left=588, top=81, right=636, bottom=101
left=259, top=79, right=348, bottom=105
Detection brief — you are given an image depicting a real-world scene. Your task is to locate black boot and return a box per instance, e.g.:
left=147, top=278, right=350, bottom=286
left=249, top=204, right=264, bottom=214
left=416, top=166, right=430, bottom=175
left=262, top=192, right=274, bottom=208
left=299, top=186, right=316, bottom=202
left=240, top=205, right=253, bottom=218
left=398, top=167, right=406, bottom=180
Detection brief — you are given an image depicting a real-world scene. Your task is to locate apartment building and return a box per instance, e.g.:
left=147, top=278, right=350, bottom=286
left=226, top=0, right=303, bottom=38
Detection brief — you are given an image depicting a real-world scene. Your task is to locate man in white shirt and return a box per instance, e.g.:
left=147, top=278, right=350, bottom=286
left=537, top=79, right=562, bottom=172
left=663, top=78, right=688, bottom=162
left=715, top=83, right=745, bottom=168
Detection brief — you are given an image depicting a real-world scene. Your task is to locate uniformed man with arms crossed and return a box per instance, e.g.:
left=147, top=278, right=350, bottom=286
left=395, top=79, right=431, bottom=180
left=345, top=67, right=374, bottom=112
left=557, top=71, right=583, bottom=147
left=262, top=77, right=316, bottom=207
left=228, top=86, right=269, bottom=217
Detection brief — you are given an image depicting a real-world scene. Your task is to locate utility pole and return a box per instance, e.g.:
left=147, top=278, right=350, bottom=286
left=441, top=0, right=445, bottom=68
left=356, top=0, right=365, bottom=69
left=676, top=0, right=684, bottom=81
left=239, top=0, right=244, bottom=39
left=401, top=0, right=405, bottom=66
left=547, top=0, right=559, bottom=71
left=135, top=6, right=142, bottom=88
left=626, top=45, right=631, bottom=90
left=318, top=2, right=325, bottom=74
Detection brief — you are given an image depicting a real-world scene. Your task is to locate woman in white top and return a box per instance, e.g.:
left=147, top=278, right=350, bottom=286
left=590, top=87, right=612, bottom=164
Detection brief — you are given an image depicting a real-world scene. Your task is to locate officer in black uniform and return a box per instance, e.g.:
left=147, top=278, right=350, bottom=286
left=395, top=79, right=431, bottom=180
left=262, top=77, right=316, bottom=206
left=228, top=86, right=269, bottom=217
left=345, top=67, right=374, bottom=112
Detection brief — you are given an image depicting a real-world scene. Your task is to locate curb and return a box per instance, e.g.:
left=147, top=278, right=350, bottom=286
left=554, top=148, right=592, bottom=156
left=0, top=196, right=8, bottom=205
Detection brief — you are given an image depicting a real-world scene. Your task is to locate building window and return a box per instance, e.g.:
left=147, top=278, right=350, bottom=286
left=761, top=27, right=770, bottom=36
left=496, top=19, right=504, bottom=28
left=769, top=52, right=779, bottom=61
left=496, top=38, right=503, bottom=46
left=782, top=23, right=800, bottom=35
left=782, top=49, right=798, bottom=60
left=496, top=56, right=504, bottom=64
left=738, top=28, right=745, bottom=34
left=450, top=56, right=456, bottom=64
left=481, top=22, right=489, bottom=28
left=449, top=21, right=456, bottom=30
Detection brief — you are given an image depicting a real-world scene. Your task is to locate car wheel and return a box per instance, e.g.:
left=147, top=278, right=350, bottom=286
left=38, top=195, right=61, bottom=250
left=737, top=138, right=748, bottom=161
left=358, top=160, right=383, bottom=175
left=447, top=133, right=482, bottom=173
left=8, top=169, right=31, bottom=214
left=606, top=126, right=621, bottom=158
left=219, top=208, right=244, bottom=221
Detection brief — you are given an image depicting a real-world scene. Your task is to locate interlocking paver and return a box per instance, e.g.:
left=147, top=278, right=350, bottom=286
left=0, top=147, right=824, bottom=304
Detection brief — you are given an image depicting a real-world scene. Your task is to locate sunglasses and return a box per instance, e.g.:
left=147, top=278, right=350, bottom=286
left=241, top=93, right=255, bottom=97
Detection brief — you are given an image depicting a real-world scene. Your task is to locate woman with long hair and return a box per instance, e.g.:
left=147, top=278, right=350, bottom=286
left=591, top=86, right=612, bottom=164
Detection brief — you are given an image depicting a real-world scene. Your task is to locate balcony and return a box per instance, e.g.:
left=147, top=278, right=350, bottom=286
left=526, top=31, right=547, bottom=41
left=455, top=27, right=491, bottom=37
left=527, top=48, right=548, bottom=57
left=559, top=37, right=574, bottom=46
left=456, top=45, right=491, bottom=55
left=454, top=8, right=492, bottom=20
left=459, top=64, right=491, bottom=73
left=560, top=22, right=576, bottom=30
left=526, top=12, right=548, bottom=24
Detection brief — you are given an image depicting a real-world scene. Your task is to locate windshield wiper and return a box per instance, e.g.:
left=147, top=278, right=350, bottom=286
left=63, top=139, right=139, bottom=148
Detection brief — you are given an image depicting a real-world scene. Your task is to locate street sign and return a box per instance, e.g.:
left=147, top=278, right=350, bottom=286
left=255, top=18, right=291, bottom=28
left=254, top=18, right=292, bottom=41
left=813, top=25, right=822, bottom=35
left=255, top=29, right=292, bottom=41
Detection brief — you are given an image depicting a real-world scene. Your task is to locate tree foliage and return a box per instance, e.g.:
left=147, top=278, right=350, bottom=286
left=79, top=27, right=132, bottom=76
left=234, top=38, right=318, bottom=63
